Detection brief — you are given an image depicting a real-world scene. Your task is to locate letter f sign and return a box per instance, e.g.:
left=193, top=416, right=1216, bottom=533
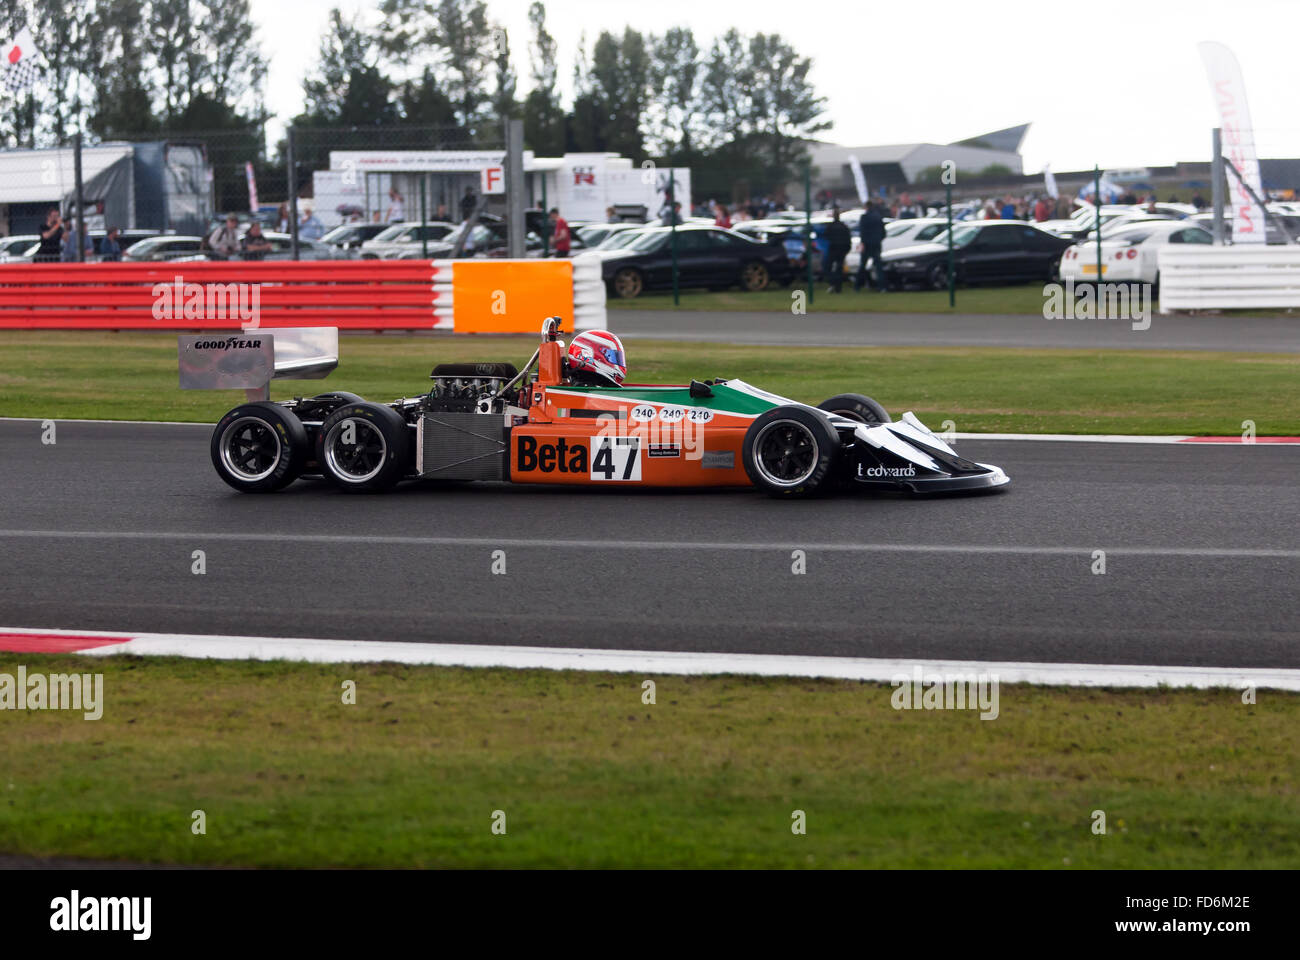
left=481, top=166, right=504, bottom=195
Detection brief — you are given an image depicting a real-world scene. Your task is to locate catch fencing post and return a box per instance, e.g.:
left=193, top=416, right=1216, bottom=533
left=1094, top=165, right=1102, bottom=284
left=670, top=168, right=679, bottom=305
left=73, top=132, right=85, bottom=263
left=945, top=176, right=954, bottom=306
left=506, top=118, right=526, bottom=259
left=287, top=126, right=300, bottom=261
left=804, top=162, right=813, bottom=305
left=1212, top=128, right=1225, bottom=245
left=420, top=175, right=428, bottom=258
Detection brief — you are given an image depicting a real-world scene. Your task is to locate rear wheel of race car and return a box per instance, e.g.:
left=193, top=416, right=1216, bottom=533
left=742, top=405, right=841, bottom=498
left=317, top=402, right=410, bottom=493
left=611, top=267, right=644, bottom=299
left=740, top=261, right=771, bottom=291
left=817, top=393, right=892, bottom=424
left=210, top=402, right=309, bottom=493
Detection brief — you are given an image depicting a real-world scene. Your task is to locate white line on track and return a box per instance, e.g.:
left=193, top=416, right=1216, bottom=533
left=1, top=529, right=1298, bottom=558
left=3, top=626, right=1296, bottom=690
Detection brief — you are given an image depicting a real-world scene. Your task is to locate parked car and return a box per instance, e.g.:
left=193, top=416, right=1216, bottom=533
left=881, top=221, right=1074, bottom=289
left=599, top=225, right=792, bottom=298
left=1059, top=220, right=1213, bottom=289
left=321, top=223, right=390, bottom=257
left=1189, top=211, right=1300, bottom=244
left=576, top=222, right=641, bottom=247
left=0, top=234, right=40, bottom=262
left=121, top=236, right=207, bottom=262
left=358, top=221, right=458, bottom=259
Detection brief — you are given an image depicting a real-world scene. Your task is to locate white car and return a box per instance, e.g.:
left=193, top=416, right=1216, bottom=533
left=1057, top=220, right=1212, bottom=288
left=359, top=221, right=457, bottom=259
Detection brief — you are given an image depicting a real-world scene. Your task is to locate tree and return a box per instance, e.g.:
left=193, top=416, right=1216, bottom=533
left=521, top=1, right=563, bottom=155
left=491, top=26, right=516, bottom=120
left=298, top=8, right=397, bottom=128
left=645, top=26, right=702, bottom=162
left=87, top=0, right=156, bottom=139
left=571, top=28, right=650, bottom=158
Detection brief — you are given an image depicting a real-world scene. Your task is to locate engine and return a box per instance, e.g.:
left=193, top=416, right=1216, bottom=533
left=422, top=362, right=520, bottom=415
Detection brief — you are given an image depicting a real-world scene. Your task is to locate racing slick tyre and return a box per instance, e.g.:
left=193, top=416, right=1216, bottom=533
left=611, top=267, right=644, bottom=299
left=317, top=402, right=411, bottom=493
left=817, top=393, right=892, bottom=424
left=742, top=405, right=842, bottom=498
left=740, top=261, right=771, bottom=292
left=312, top=391, right=364, bottom=406
left=211, top=402, right=310, bottom=493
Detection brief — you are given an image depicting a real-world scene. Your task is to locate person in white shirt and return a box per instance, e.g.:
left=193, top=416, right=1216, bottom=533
left=385, top=188, right=405, bottom=223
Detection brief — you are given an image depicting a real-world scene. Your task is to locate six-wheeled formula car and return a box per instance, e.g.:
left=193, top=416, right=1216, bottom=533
left=210, top=318, right=1009, bottom=497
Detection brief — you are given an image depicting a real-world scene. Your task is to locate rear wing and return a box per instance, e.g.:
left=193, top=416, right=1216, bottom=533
left=179, top=327, right=338, bottom=401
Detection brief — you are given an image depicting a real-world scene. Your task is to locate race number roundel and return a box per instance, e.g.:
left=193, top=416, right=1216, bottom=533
left=657, top=406, right=685, bottom=423
left=630, top=405, right=657, bottom=422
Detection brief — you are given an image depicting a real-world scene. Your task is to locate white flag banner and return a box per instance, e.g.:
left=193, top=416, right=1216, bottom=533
left=1199, top=41, right=1267, bottom=243
left=1044, top=165, right=1059, bottom=199
left=846, top=154, right=868, bottom=204
left=4, top=28, right=41, bottom=93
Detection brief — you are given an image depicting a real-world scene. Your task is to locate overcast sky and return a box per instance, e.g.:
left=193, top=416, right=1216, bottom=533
left=250, top=0, right=1300, bottom=173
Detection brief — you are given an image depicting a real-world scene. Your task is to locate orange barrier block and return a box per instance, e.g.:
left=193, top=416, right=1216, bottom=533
left=450, top=260, right=573, bottom=333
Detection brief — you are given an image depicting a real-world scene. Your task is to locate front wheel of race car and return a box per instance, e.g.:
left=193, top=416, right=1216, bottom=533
left=210, top=402, right=310, bottom=493
left=742, top=405, right=842, bottom=498
left=817, top=393, right=892, bottom=424
left=317, top=402, right=411, bottom=493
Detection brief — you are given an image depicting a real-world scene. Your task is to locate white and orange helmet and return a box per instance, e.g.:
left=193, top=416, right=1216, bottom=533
left=566, top=330, right=626, bottom=386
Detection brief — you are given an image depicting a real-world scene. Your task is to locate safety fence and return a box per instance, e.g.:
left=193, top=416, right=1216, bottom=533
left=1159, top=245, right=1300, bottom=312
left=0, top=255, right=605, bottom=333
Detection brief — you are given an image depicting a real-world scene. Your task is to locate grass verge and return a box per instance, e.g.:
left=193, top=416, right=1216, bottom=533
left=1, top=331, right=1297, bottom=434
left=607, top=285, right=1054, bottom=313
left=0, top=654, right=1294, bottom=868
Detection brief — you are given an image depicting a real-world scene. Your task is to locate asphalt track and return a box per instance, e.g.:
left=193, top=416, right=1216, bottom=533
left=610, top=308, right=1300, bottom=351
left=2, top=420, right=1297, bottom=671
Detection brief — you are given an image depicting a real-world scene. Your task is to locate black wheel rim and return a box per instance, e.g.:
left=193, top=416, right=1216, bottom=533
left=324, top=418, right=387, bottom=483
left=753, top=420, right=818, bottom=487
left=219, top=417, right=281, bottom=482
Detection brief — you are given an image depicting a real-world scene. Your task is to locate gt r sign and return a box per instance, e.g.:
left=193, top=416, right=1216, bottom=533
left=481, top=165, right=505, bottom=195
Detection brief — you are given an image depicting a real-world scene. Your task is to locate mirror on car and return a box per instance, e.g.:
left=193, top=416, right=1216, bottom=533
left=689, top=379, right=714, bottom=399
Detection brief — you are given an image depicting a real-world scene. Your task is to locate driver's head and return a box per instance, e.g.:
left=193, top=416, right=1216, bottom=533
left=566, top=330, right=626, bottom=387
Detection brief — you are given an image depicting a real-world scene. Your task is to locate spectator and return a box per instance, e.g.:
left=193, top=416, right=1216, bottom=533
left=35, top=207, right=64, bottom=263
left=606, top=205, right=617, bottom=222
left=855, top=201, right=886, bottom=292
left=1000, top=195, right=1016, bottom=219
left=385, top=187, right=406, bottom=223
left=714, top=202, right=731, bottom=228
left=60, top=219, right=91, bottom=262
left=298, top=206, right=324, bottom=240
left=824, top=208, right=851, bottom=294
left=1033, top=195, right=1051, bottom=222
left=241, top=221, right=273, bottom=260
left=549, top=207, right=570, bottom=257
left=459, top=187, right=477, bottom=223
left=1192, top=192, right=1207, bottom=210
left=100, top=227, right=123, bottom=261
left=208, top=214, right=242, bottom=260
left=436, top=203, right=449, bottom=221
left=276, top=202, right=291, bottom=233
left=661, top=201, right=683, bottom=226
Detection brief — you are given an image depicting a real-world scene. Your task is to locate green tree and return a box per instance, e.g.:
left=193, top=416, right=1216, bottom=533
left=521, top=1, right=563, bottom=155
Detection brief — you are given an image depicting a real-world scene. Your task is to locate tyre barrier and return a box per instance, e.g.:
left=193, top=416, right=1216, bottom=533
left=0, top=254, right=605, bottom=333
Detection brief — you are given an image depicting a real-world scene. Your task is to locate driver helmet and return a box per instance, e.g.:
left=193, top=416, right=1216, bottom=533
left=566, top=330, right=626, bottom=387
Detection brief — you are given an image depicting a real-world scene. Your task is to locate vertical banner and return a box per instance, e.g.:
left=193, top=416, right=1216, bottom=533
left=245, top=162, right=259, bottom=214
left=846, top=154, right=869, bottom=204
left=1043, top=164, right=1059, bottom=199
left=1199, top=41, right=1267, bottom=243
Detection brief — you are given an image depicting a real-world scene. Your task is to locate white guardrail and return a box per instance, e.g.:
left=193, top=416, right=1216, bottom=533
left=1159, top=245, right=1300, bottom=312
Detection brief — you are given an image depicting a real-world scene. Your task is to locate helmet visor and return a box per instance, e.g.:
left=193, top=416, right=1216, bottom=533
left=598, top=344, right=624, bottom=368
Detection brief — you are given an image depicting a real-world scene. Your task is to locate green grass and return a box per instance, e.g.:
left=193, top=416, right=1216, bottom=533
left=1, top=331, right=1297, bottom=435
left=1, top=655, right=1294, bottom=868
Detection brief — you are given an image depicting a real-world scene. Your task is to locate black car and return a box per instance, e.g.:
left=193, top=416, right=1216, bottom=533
left=881, top=221, right=1074, bottom=289
left=321, top=223, right=390, bottom=255
left=600, top=226, right=792, bottom=298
